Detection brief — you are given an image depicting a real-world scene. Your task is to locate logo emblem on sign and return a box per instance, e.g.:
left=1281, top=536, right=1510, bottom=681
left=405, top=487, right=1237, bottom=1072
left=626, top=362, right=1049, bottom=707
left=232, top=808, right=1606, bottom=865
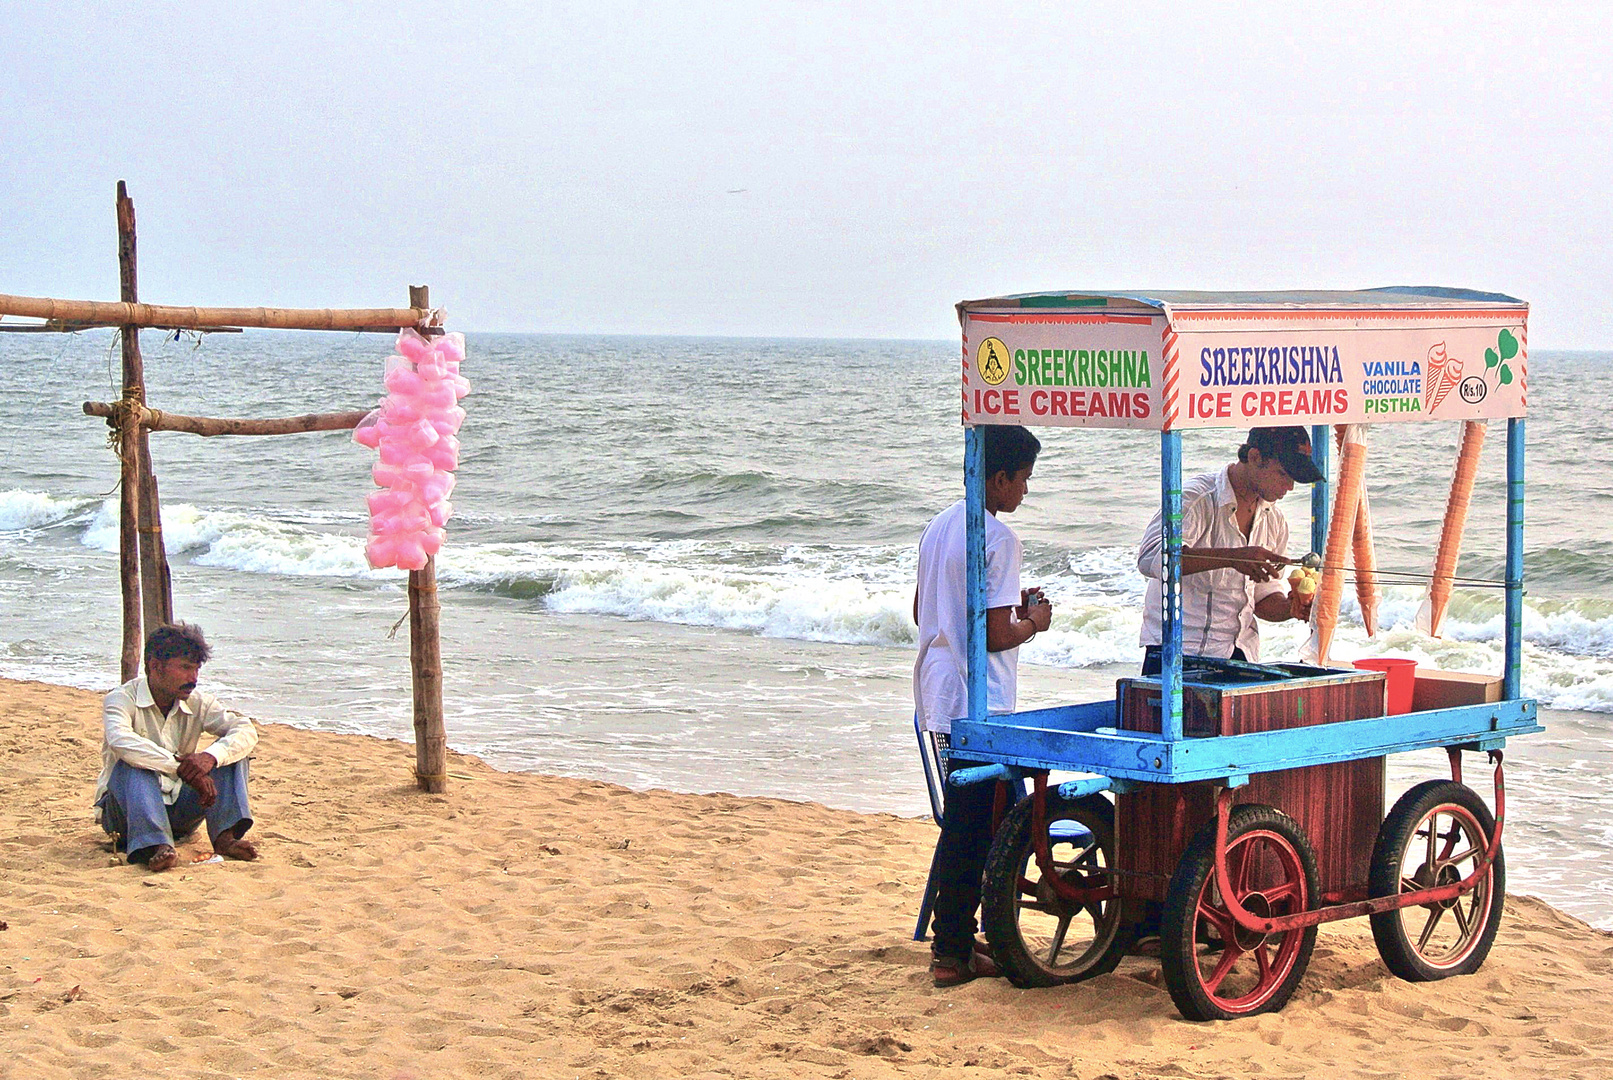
left=976, top=337, right=1010, bottom=386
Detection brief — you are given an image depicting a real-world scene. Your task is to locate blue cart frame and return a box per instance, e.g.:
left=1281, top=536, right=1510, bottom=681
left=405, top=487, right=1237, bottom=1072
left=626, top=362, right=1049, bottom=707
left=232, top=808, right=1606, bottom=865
left=942, top=413, right=1541, bottom=1018
left=950, top=420, right=1539, bottom=783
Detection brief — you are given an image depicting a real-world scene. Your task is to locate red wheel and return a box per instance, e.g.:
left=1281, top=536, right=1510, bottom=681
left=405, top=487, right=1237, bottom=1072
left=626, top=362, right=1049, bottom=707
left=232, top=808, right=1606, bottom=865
left=1369, top=780, right=1504, bottom=981
left=980, top=793, right=1128, bottom=986
left=1161, top=804, right=1319, bottom=1021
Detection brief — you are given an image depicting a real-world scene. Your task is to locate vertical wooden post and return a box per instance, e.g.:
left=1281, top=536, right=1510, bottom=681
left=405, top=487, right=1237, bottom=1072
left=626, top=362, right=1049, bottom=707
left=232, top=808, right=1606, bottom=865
left=114, top=182, right=146, bottom=681
left=407, top=284, right=447, bottom=792
left=117, top=184, right=175, bottom=646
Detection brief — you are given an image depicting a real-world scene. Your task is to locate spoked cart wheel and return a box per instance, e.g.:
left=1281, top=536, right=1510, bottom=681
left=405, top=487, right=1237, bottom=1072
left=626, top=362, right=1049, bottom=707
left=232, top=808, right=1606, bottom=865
left=1161, top=804, right=1319, bottom=1021
left=980, top=791, right=1128, bottom=987
left=1369, top=780, right=1505, bottom=981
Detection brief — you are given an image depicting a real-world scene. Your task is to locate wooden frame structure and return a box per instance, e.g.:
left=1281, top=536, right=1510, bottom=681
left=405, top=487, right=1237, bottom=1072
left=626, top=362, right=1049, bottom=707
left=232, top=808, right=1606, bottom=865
left=0, top=182, right=451, bottom=792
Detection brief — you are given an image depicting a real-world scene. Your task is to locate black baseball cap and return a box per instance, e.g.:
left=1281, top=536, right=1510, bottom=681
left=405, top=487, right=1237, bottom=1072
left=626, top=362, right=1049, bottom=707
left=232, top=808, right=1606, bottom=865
left=1245, top=426, right=1325, bottom=484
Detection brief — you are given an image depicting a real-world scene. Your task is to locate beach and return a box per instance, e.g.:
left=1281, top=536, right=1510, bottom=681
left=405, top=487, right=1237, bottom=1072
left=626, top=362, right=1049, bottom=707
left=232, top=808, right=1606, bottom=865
left=4, top=676, right=1611, bottom=1080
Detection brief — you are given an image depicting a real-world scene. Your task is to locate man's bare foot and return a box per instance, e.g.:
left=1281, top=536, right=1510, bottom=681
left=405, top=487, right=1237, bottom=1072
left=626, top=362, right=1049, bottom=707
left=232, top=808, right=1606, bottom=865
left=147, top=845, right=179, bottom=872
left=214, top=835, right=258, bottom=862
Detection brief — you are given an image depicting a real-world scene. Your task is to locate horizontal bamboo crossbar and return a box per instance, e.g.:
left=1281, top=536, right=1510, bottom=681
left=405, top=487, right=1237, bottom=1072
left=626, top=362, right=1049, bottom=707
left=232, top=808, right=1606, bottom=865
left=84, top=400, right=368, bottom=436
left=2, top=292, right=436, bottom=331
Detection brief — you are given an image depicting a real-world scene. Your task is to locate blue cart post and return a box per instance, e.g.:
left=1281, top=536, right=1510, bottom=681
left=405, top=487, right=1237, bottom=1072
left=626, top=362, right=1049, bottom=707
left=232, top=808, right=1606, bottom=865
left=944, top=288, right=1541, bottom=1021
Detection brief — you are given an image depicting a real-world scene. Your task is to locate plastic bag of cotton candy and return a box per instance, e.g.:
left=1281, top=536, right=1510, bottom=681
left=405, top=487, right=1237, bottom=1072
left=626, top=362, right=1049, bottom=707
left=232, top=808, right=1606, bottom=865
left=352, top=329, right=469, bottom=571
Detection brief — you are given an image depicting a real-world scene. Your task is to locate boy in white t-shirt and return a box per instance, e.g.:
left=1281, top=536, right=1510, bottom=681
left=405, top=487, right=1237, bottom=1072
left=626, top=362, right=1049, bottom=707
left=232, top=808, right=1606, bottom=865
left=912, top=425, right=1052, bottom=987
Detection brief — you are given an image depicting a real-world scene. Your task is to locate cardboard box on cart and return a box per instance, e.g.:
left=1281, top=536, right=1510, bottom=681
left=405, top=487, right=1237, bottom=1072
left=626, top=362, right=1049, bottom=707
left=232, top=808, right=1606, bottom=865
left=1412, top=669, right=1504, bottom=711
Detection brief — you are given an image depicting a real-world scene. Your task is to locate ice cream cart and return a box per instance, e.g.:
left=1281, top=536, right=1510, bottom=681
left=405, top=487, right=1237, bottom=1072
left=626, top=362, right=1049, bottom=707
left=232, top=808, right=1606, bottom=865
left=944, top=288, right=1542, bottom=1020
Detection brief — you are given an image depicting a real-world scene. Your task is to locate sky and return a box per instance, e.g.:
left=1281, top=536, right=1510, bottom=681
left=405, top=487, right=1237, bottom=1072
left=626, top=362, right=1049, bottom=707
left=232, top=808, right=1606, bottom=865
left=2, top=2, right=1610, bottom=345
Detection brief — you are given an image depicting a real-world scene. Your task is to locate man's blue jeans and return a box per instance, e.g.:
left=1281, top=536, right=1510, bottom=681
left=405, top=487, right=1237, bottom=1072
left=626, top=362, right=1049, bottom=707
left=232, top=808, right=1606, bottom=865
left=99, top=759, right=253, bottom=859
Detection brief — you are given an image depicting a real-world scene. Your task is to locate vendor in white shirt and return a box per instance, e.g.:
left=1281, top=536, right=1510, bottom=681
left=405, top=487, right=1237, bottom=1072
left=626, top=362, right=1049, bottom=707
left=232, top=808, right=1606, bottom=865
left=1136, top=426, right=1323, bottom=673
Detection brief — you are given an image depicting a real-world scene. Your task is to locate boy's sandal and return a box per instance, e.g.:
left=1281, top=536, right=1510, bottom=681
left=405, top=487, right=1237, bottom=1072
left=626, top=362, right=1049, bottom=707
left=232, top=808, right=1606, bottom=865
left=930, top=950, right=1001, bottom=988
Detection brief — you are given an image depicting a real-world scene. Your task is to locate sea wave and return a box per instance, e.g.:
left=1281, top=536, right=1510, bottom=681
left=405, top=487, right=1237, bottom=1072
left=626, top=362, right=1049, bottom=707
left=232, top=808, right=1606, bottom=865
left=81, top=500, right=385, bottom=578
left=0, top=489, right=98, bottom=532
left=23, top=494, right=1613, bottom=706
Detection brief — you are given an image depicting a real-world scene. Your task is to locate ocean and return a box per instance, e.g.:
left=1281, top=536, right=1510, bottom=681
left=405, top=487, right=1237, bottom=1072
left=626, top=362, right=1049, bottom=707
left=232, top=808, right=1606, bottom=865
left=2, top=331, right=1609, bottom=929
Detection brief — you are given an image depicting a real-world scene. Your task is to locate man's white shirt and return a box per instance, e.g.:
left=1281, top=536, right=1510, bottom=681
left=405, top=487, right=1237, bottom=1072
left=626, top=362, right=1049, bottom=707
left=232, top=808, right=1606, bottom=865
left=96, top=676, right=258, bottom=818
left=1137, top=465, right=1290, bottom=661
left=913, top=499, right=1023, bottom=734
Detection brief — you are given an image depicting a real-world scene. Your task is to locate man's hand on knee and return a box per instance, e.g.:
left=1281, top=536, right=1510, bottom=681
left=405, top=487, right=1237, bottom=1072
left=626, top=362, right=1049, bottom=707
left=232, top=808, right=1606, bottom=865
left=176, top=752, right=215, bottom=786
left=179, top=754, right=219, bottom=808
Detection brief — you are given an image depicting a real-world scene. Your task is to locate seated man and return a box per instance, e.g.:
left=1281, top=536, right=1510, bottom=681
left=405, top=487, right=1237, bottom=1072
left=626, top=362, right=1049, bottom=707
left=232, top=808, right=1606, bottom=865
left=95, top=623, right=259, bottom=872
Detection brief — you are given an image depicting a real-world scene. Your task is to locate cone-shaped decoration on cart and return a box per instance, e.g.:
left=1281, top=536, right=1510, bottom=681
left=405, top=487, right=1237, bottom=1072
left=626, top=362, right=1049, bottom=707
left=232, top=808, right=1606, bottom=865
left=1333, top=426, right=1382, bottom=639
left=1417, top=420, right=1486, bottom=638
left=1353, top=485, right=1381, bottom=637
left=1305, top=425, right=1367, bottom=664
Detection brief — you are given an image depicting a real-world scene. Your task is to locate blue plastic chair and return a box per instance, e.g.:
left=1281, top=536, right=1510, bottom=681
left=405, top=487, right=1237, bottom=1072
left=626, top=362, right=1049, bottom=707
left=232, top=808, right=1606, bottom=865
left=913, top=715, right=947, bottom=941
left=912, top=713, right=1094, bottom=942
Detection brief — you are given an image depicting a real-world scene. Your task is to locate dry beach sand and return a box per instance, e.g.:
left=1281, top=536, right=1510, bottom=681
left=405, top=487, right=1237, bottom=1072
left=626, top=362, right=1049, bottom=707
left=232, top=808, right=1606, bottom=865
left=3, top=676, right=1612, bottom=1080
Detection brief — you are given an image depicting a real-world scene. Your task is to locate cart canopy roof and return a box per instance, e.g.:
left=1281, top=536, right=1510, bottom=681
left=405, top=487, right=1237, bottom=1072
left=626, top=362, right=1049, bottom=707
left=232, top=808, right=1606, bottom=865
left=956, top=287, right=1527, bottom=430
left=958, top=286, right=1527, bottom=314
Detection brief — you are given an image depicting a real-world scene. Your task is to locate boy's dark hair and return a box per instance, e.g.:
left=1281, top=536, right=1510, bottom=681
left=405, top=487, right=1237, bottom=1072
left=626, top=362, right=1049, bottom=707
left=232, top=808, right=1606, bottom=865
left=983, top=425, right=1041, bottom=478
left=144, top=622, right=212, bottom=666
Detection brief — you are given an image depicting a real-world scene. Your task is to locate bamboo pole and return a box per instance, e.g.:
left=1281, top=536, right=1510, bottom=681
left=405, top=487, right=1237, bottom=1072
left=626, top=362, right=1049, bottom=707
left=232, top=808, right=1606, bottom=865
left=407, top=284, right=447, bottom=794
left=118, top=184, right=174, bottom=634
left=84, top=401, right=368, bottom=436
left=0, top=293, right=435, bottom=332
left=112, top=186, right=145, bottom=682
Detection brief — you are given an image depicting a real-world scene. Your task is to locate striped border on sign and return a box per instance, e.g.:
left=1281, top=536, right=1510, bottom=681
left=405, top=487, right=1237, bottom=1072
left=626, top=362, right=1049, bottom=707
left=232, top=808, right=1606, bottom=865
left=1520, top=322, right=1528, bottom=410
left=961, top=332, right=971, bottom=424
left=1161, top=322, right=1180, bottom=431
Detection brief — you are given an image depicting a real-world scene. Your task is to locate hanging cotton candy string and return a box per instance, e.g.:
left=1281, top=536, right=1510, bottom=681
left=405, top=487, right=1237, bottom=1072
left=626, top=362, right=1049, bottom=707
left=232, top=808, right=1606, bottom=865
left=354, top=329, right=470, bottom=571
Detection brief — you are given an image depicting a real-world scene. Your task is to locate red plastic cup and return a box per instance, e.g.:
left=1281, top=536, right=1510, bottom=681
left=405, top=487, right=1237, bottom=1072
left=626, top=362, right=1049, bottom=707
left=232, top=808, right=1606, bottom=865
left=1353, top=658, right=1418, bottom=715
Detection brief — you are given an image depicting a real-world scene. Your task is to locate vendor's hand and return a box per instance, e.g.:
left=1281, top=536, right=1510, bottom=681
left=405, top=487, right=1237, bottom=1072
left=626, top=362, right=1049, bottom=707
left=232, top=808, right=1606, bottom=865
left=1231, top=546, right=1288, bottom=583
left=1289, top=586, right=1315, bottom=622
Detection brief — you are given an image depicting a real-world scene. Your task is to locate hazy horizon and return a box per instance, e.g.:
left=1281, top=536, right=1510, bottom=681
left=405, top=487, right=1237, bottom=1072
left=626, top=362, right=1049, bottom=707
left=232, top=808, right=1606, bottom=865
left=3, top=3, right=1610, bottom=348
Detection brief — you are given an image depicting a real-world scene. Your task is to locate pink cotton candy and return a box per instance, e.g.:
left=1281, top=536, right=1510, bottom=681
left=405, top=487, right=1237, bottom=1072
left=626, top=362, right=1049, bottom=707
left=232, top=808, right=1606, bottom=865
left=409, top=381, right=458, bottom=411
left=383, top=394, right=422, bottom=424
left=352, top=408, right=383, bottom=449
left=436, top=333, right=465, bottom=365
left=384, top=366, right=424, bottom=395
left=365, top=534, right=398, bottom=569
left=432, top=408, right=466, bottom=436
left=360, top=329, right=468, bottom=565
left=367, top=489, right=412, bottom=515
left=396, top=330, right=432, bottom=363
left=423, top=436, right=459, bottom=472
left=372, top=461, right=407, bottom=488
left=417, top=471, right=455, bottom=504
left=379, top=440, right=425, bottom=468
left=392, top=537, right=429, bottom=571
left=402, top=461, right=435, bottom=485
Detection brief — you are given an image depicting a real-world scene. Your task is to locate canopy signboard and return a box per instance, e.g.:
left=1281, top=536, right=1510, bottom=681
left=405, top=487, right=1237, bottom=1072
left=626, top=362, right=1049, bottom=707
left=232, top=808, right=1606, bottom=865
left=958, top=289, right=1528, bottom=430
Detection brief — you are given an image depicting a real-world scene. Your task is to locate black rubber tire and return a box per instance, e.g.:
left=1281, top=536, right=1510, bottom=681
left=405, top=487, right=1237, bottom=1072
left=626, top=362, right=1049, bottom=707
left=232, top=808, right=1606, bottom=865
left=980, top=792, right=1127, bottom=987
left=1369, top=780, right=1505, bottom=982
left=1161, top=803, right=1319, bottom=1022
